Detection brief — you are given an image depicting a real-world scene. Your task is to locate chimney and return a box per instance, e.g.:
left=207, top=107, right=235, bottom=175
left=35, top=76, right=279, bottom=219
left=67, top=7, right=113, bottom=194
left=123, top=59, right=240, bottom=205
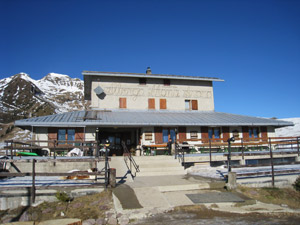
left=146, top=67, right=152, bottom=75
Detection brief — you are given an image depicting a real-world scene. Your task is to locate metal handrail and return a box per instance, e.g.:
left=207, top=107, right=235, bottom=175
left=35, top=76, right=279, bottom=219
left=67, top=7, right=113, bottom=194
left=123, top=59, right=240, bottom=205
left=121, top=141, right=140, bottom=177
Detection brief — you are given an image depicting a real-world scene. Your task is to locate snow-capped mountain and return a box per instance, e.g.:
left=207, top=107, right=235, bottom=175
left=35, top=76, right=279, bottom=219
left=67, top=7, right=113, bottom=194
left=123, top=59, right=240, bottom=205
left=275, top=118, right=300, bottom=137
left=0, top=72, right=89, bottom=123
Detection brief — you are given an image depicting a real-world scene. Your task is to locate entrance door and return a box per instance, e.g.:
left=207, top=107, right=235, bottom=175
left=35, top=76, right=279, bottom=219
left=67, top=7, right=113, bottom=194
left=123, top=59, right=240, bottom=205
left=162, top=128, right=176, bottom=143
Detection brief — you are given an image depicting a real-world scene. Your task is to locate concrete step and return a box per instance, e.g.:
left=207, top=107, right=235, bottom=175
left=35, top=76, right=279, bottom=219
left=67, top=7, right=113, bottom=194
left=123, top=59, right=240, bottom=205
left=133, top=156, right=177, bottom=161
left=137, top=170, right=187, bottom=177
left=132, top=156, right=186, bottom=177
left=140, top=166, right=184, bottom=172
left=138, top=162, right=182, bottom=168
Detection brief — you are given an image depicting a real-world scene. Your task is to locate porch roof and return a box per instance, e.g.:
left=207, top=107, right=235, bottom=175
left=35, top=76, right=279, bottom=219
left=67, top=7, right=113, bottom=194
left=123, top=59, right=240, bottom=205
left=14, top=110, right=293, bottom=128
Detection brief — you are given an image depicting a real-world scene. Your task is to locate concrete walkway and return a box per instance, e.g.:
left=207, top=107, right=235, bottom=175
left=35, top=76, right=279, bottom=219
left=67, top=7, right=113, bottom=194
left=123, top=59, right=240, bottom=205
left=112, top=174, right=226, bottom=219
left=112, top=174, right=300, bottom=220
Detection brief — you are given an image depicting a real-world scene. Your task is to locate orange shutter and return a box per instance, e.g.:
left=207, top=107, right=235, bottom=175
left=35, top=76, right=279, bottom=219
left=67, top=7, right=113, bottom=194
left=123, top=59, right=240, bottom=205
left=48, top=127, right=58, bottom=147
left=178, top=127, right=187, bottom=143
left=261, top=126, right=268, bottom=141
left=119, top=98, right=127, bottom=108
left=75, top=128, right=84, bottom=141
left=242, top=126, right=249, bottom=141
left=160, top=99, right=167, bottom=109
left=154, top=127, right=163, bottom=144
left=192, top=100, right=198, bottom=110
left=201, top=127, right=209, bottom=143
left=222, top=127, right=230, bottom=142
left=148, top=98, right=155, bottom=109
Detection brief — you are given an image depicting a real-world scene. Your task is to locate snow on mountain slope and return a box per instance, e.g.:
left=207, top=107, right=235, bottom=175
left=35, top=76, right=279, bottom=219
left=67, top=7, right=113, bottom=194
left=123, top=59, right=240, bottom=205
left=35, top=73, right=85, bottom=112
left=275, top=118, right=300, bottom=137
left=0, top=72, right=89, bottom=123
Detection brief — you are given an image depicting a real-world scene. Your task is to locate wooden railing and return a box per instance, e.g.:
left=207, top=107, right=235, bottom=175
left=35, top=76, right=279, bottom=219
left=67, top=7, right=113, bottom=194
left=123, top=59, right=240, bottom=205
left=3, top=140, right=99, bottom=159
left=0, top=157, right=111, bottom=204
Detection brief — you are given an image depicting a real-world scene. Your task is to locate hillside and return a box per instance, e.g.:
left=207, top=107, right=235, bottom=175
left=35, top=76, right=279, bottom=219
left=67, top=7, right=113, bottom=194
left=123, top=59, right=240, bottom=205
left=275, top=118, right=300, bottom=137
left=0, top=72, right=89, bottom=124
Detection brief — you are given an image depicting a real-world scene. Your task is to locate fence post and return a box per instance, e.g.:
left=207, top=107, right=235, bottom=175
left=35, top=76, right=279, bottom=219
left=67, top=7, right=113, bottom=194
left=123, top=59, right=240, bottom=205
left=109, top=168, right=116, bottom=188
left=297, top=137, right=299, bottom=157
left=209, top=139, right=212, bottom=165
left=105, top=146, right=109, bottom=188
left=53, top=140, right=56, bottom=166
left=94, top=160, right=97, bottom=181
left=31, top=159, right=36, bottom=204
left=241, top=138, right=244, bottom=160
left=5, top=141, right=8, bottom=157
left=182, top=146, right=185, bottom=169
left=53, top=140, right=56, bottom=160
left=269, top=138, right=275, bottom=187
left=10, top=140, right=13, bottom=160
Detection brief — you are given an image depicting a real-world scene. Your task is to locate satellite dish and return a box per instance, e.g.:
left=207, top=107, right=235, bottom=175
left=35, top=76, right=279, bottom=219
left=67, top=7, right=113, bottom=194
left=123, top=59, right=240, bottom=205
left=94, top=86, right=106, bottom=99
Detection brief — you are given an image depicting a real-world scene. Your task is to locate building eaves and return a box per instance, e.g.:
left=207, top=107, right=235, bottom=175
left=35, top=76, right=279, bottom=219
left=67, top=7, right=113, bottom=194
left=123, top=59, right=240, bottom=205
left=82, top=71, right=224, bottom=82
left=14, top=110, right=294, bottom=128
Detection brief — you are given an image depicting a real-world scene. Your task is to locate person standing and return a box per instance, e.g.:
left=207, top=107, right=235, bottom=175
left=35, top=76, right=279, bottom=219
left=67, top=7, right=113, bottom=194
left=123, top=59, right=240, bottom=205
left=167, top=138, right=172, bottom=155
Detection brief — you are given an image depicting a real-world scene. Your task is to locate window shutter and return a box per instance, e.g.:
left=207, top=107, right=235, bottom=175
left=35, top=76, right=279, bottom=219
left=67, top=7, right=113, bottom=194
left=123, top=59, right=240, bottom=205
left=242, top=126, right=249, bottom=141
left=201, top=127, right=209, bottom=143
left=178, top=127, right=187, bottom=143
left=48, top=127, right=58, bottom=147
left=222, top=127, right=229, bottom=141
left=119, top=98, right=127, bottom=108
left=75, top=128, right=84, bottom=141
left=148, top=98, right=155, bottom=109
left=160, top=99, right=167, bottom=109
left=192, top=100, right=198, bottom=110
left=261, top=126, right=268, bottom=141
left=154, top=127, right=163, bottom=144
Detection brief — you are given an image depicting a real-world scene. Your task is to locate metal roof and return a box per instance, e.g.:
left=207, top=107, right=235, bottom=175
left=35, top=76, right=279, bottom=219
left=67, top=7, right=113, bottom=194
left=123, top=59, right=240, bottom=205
left=15, top=110, right=293, bottom=128
left=82, top=71, right=224, bottom=82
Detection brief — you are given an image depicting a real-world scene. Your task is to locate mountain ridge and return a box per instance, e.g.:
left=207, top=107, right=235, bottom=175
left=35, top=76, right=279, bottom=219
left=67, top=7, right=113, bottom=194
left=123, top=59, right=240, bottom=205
left=0, top=72, right=89, bottom=124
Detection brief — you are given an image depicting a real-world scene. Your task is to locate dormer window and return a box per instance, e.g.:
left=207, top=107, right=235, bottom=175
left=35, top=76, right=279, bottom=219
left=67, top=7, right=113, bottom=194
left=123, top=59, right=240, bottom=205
left=139, top=78, right=146, bottom=85
left=163, top=79, right=170, bottom=86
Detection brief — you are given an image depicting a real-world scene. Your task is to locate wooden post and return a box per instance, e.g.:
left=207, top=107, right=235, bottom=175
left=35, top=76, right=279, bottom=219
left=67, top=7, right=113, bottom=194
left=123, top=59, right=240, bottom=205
left=5, top=141, right=8, bottom=157
left=297, top=137, right=299, bottom=157
left=109, top=168, right=116, bottom=188
left=53, top=140, right=56, bottom=166
left=241, top=138, right=244, bottom=160
left=94, top=160, right=97, bottom=181
left=10, top=140, right=13, bottom=160
left=105, top=146, right=109, bottom=188
left=31, top=159, right=36, bottom=204
left=209, top=139, right=212, bottom=165
left=269, top=138, right=275, bottom=187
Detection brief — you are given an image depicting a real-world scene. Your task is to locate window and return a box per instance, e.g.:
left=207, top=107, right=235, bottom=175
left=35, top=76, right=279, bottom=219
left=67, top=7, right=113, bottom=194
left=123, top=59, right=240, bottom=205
left=190, top=131, right=198, bottom=139
left=119, top=98, right=127, bottom=109
left=67, top=129, right=75, bottom=141
left=58, top=129, right=75, bottom=144
left=139, top=78, right=146, bottom=85
left=208, top=128, right=221, bottom=139
left=249, top=127, right=259, bottom=138
left=58, top=129, right=66, bottom=142
left=163, top=79, right=170, bottom=86
left=232, top=129, right=239, bottom=138
left=148, top=98, right=155, bottom=109
left=160, top=99, right=167, bottom=110
left=145, top=131, right=153, bottom=141
left=185, top=100, right=198, bottom=110
left=163, top=129, right=169, bottom=143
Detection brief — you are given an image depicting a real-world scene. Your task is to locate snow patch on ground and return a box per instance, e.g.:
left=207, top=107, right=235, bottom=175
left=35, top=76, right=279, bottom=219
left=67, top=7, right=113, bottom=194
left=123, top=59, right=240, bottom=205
left=187, top=164, right=300, bottom=179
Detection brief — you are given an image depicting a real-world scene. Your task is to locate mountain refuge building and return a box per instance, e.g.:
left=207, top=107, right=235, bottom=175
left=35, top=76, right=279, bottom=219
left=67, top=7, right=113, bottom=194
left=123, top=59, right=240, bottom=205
left=15, top=68, right=293, bottom=156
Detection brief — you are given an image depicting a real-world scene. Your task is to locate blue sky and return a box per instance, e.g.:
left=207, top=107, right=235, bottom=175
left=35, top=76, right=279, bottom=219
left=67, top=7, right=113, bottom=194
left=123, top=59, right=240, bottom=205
left=1, top=0, right=299, bottom=119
